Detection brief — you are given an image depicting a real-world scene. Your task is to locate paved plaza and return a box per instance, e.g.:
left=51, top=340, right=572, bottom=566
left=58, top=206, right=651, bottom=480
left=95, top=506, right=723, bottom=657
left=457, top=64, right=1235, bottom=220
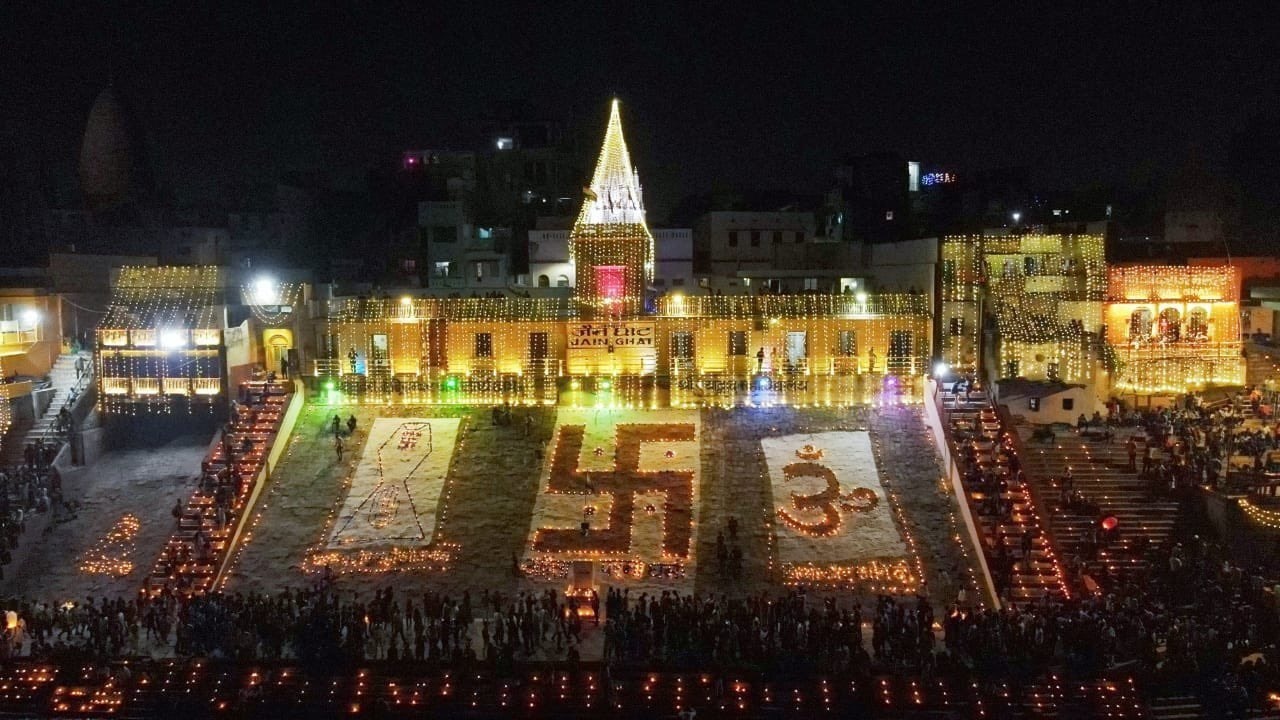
left=4, top=435, right=209, bottom=601
left=7, top=402, right=977, bottom=641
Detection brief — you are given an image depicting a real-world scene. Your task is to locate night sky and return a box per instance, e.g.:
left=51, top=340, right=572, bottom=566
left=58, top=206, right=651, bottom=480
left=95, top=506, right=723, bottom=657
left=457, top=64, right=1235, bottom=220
left=2, top=3, right=1277, bottom=220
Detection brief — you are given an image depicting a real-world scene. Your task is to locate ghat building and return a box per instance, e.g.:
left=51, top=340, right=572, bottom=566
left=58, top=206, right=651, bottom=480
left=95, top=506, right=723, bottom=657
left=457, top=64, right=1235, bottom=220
left=316, top=101, right=930, bottom=408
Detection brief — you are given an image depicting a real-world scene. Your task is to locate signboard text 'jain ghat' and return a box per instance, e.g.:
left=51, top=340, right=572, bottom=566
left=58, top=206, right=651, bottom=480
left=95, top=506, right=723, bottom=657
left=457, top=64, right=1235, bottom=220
left=568, top=323, right=656, bottom=350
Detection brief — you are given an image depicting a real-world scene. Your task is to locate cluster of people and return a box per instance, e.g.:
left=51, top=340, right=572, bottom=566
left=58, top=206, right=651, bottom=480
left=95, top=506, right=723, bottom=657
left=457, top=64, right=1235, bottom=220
left=0, top=441, right=68, bottom=580
left=1117, top=391, right=1280, bottom=493
left=0, top=536, right=1275, bottom=708
left=713, top=518, right=744, bottom=580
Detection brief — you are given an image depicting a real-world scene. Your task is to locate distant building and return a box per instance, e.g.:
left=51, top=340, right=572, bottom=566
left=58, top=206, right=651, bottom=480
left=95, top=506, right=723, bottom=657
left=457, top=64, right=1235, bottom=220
left=418, top=201, right=510, bottom=290
left=525, top=225, right=692, bottom=293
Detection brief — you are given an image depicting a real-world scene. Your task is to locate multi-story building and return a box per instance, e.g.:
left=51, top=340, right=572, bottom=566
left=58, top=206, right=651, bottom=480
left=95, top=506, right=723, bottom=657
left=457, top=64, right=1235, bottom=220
left=942, top=232, right=1107, bottom=385
left=418, top=201, right=510, bottom=290
left=1104, top=265, right=1244, bottom=394
left=311, top=100, right=931, bottom=407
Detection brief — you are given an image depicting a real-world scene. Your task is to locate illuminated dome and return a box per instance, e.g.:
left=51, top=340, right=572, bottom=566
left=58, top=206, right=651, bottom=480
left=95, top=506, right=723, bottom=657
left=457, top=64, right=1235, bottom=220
left=79, top=85, right=152, bottom=212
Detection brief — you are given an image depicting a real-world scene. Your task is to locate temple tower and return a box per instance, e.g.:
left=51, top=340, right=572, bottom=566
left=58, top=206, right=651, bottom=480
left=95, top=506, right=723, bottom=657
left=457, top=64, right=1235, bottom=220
left=570, top=99, right=654, bottom=309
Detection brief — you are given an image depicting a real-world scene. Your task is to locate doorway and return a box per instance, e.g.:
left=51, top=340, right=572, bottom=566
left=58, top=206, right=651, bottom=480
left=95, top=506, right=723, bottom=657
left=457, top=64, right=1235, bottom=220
left=263, top=330, right=293, bottom=376
left=529, top=331, right=550, bottom=374
left=785, top=332, right=807, bottom=372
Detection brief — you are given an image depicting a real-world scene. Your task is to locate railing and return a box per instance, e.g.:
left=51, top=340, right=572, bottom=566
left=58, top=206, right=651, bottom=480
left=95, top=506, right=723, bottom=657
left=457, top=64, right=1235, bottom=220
left=313, top=358, right=339, bottom=377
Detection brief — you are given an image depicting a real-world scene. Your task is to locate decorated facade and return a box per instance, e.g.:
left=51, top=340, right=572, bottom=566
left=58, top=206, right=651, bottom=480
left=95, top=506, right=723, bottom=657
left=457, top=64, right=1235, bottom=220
left=315, top=101, right=931, bottom=407
left=1104, top=264, right=1243, bottom=394
left=96, top=266, right=226, bottom=412
left=941, top=233, right=1106, bottom=384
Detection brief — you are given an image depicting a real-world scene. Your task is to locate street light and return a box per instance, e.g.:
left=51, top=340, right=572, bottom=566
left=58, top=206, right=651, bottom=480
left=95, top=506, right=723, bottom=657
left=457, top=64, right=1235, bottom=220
left=1011, top=211, right=1022, bottom=224
left=19, top=309, right=38, bottom=329
left=251, top=276, right=280, bottom=306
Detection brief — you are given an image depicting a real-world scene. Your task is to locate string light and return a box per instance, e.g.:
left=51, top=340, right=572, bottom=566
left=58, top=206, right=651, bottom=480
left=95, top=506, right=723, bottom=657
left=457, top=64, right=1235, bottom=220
left=314, top=101, right=930, bottom=409
left=1239, top=498, right=1280, bottom=530
left=96, top=266, right=223, bottom=415
left=942, top=233, right=1105, bottom=384
left=242, top=280, right=303, bottom=325
left=1105, top=264, right=1244, bottom=394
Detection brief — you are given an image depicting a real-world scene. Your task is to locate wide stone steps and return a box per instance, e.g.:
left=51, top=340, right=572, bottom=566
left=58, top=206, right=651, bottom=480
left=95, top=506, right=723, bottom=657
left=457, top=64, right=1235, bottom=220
left=1015, top=423, right=1188, bottom=588
left=1149, top=695, right=1206, bottom=720
left=942, top=388, right=1068, bottom=604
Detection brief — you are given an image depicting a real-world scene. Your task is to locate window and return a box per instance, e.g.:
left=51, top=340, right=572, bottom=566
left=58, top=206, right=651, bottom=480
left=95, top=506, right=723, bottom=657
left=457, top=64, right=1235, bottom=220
left=537, top=274, right=550, bottom=287
left=885, top=210, right=894, bottom=221
left=750, top=231, right=761, bottom=247
left=838, top=330, right=857, bottom=357
left=1061, top=397, right=1074, bottom=411
left=431, top=225, right=458, bottom=243
left=1029, top=397, right=1041, bottom=411
left=672, top=277, right=685, bottom=286
left=434, top=261, right=451, bottom=278
left=795, top=231, right=805, bottom=243
left=728, top=330, right=747, bottom=356
left=803, top=278, right=818, bottom=291
left=654, top=278, right=666, bottom=286
left=949, top=317, right=965, bottom=336
left=474, top=333, right=493, bottom=358
left=556, top=274, right=570, bottom=287
left=728, top=231, right=739, bottom=247
left=672, top=331, right=694, bottom=359
left=773, top=231, right=783, bottom=243
left=400, top=258, right=417, bottom=272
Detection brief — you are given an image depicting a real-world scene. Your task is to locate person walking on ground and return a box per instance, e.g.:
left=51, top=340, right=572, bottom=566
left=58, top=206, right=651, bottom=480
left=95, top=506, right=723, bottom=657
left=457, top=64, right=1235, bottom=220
left=332, top=415, right=341, bottom=438
left=346, top=415, right=357, bottom=436
left=334, top=435, right=344, bottom=462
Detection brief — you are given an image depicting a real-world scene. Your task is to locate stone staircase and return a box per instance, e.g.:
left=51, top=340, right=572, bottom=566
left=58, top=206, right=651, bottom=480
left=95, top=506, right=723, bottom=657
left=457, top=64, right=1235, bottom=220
left=941, top=386, right=1070, bottom=605
left=1246, top=343, right=1280, bottom=387
left=2, top=351, right=92, bottom=466
left=1016, top=424, right=1181, bottom=585
left=145, top=380, right=292, bottom=597
left=1149, top=694, right=1206, bottom=720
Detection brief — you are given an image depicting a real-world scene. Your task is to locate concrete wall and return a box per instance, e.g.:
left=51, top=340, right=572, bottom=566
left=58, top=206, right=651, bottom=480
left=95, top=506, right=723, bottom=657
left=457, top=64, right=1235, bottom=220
left=1001, top=385, right=1097, bottom=425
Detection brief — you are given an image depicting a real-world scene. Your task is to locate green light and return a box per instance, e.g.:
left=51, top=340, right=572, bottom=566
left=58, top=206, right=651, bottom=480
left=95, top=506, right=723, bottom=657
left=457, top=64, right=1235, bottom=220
left=444, top=376, right=459, bottom=391
left=324, top=381, right=336, bottom=391
left=599, top=379, right=612, bottom=391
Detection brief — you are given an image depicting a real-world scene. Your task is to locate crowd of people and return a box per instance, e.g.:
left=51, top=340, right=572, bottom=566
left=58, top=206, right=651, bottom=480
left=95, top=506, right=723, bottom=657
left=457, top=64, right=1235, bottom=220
left=1119, top=389, right=1280, bottom=494
left=0, top=440, right=68, bottom=581
left=0, top=533, right=1273, bottom=705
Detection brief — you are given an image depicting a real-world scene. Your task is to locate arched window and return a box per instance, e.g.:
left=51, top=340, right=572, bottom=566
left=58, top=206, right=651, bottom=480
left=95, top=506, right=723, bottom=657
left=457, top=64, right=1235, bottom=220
left=1159, top=307, right=1181, bottom=341
left=556, top=274, right=570, bottom=288
left=537, top=274, right=550, bottom=288
left=1187, top=307, right=1209, bottom=340
left=1129, top=308, right=1153, bottom=341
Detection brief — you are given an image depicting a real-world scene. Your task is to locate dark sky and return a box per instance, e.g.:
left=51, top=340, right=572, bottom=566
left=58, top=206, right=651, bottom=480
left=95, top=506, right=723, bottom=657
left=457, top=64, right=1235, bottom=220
left=2, top=2, right=1276, bottom=219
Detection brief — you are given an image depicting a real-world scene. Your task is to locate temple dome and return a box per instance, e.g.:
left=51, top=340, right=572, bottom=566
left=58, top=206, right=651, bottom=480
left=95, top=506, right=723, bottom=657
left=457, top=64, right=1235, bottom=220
left=79, top=85, right=152, bottom=212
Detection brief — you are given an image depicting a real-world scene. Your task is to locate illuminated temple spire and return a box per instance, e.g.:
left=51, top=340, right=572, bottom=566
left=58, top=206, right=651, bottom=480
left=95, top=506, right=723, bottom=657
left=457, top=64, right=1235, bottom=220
left=570, top=99, right=655, bottom=306
left=577, top=98, right=647, bottom=226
